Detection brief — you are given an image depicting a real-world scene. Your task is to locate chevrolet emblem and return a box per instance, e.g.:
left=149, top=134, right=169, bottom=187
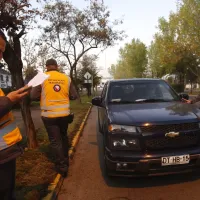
left=165, top=132, right=180, bottom=138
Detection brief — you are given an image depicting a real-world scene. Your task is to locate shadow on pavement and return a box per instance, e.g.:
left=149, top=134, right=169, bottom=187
left=88, top=141, right=98, bottom=146
left=95, top=121, right=200, bottom=189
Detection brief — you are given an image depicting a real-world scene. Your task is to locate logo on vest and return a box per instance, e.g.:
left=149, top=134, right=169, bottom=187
left=53, top=85, right=61, bottom=92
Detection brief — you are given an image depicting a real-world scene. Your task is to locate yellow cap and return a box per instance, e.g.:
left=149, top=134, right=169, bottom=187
left=0, top=36, right=6, bottom=52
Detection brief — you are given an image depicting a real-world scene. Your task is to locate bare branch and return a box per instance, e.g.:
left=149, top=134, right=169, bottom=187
left=57, top=32, right=61, bottom=50
left=188, top=65, right=199, bottom=77
left=79, top=38, right=85, bottom=52
left=76, top=43, right=98, bottom=63
left=48, top=41, right=73, bottom=68
left=67, top=31, right=77, bottom=60
left=17, top=25, right=26, bottom=38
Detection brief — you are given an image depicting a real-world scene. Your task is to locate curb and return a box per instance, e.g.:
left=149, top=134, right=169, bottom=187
left=42, top=105, right=92, bottom=200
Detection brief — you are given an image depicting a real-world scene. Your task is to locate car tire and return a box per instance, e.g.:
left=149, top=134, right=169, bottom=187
left=103, top=147, right=112, bottom=177
left=103, top=156, right=112, bottom=177
left=97, top=130, right=112, bottom=178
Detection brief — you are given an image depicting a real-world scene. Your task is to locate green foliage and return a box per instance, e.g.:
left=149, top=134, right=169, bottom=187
left=171, top=83, right=185, bottom=93
left=77, top=54, right=102, bottom=87
left=150, top=0, right=200, bottom=84
left=0, top=0, right=39, bottom=31
left=148, top=41, right=164, bottom=78
left=108, top=38, right=148, bottom=79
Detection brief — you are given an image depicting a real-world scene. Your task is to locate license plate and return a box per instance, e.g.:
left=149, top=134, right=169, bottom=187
left=161, top=155, right=190, bottom=166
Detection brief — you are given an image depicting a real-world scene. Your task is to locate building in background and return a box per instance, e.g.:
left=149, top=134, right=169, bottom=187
left=0, top=68, right=12, bottom=88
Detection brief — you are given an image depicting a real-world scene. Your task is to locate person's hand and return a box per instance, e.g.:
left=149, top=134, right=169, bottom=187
left=7, top=86, right=29, bottom=104
left=182, top=98, right=192, bottom=104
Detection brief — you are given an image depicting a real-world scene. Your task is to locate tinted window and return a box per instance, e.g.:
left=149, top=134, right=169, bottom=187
left=108, top=81, right=179, bottom=103
left=101, top=83, right=107, bottom=100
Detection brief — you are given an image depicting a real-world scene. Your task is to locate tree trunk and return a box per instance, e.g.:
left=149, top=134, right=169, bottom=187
left=190, top=82, right=193, bottom=94
left=70, top=68, right=81, bottom=103
left=3, top=40, right=38, bottom=149
left=20, top=98, right=37, bottom=148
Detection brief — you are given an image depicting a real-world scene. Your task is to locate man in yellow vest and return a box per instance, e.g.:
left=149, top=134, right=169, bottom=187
left=0, top=33, right=29, bottom=199
left=30, top=58, right=78, bottom=177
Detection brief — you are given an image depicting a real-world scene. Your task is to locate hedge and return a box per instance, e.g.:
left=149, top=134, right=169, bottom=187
left=171, top=84, right=185, bottom=93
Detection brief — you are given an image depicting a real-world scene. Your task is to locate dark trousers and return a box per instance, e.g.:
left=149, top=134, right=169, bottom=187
left=42, top=116, right=69, bottom=173
left=0, top=159, right=16, bottom=200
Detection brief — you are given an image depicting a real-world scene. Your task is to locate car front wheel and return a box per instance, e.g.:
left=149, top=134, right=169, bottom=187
left=103, top=149, right=112, bottom=177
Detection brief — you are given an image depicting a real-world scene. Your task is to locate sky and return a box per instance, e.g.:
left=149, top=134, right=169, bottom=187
left=30, top=0, right=178, bottom=77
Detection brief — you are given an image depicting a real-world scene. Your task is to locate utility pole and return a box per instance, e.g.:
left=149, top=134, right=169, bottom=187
left=91, top=75, right=94, bottom=96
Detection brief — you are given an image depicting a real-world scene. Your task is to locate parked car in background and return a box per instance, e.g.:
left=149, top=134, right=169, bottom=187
left=92, top=78, right=200, bottom=177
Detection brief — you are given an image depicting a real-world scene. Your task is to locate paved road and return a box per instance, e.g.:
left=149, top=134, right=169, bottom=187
left=13, top=107, right=42, bottom=136
left=58, top=107, right=200, bottom=200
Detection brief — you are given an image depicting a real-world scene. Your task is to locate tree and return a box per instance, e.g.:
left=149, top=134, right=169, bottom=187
left=177, top=0, right=200, bottom=55
left=0, top=0, right=39, bottom=148
left=36, top=44, right=50, bottom=72
left=149, top=0, right=200, bottom=85
left=77, top=54, right=101, bottom=96
left=22, top=36, right=38, bottom=70
left=21, top=35, right=39, bottom=84
left=24, top=66, right=38, bottom=84
left=108, top=39, right=148, bottom=79
left=148, top=41, right=164, bottom=78
left=108, top=64, right=116, bottom=78
left=41, top=0, right=124, bottom=93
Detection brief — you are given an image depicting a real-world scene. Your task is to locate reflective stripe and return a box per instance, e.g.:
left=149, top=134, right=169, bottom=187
left=48, top=99, right=68, bottom=102
left=41, top=83, right=46, bottom=108
left=0, top=122, right=18, bottom=150
left=41, top=104, right=69, bottom=110
left=0, top=119, right=11, bottom=127
left=0, top=122, right=17, bottom=136
left=0, top=137, right=8, bottom=150
left=41, top=110, right=70, bottom=117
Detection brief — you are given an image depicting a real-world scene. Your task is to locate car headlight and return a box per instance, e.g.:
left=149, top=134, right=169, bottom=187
left=110, top=137, right=140, bottom=150
left=108, top=124, right=140, bottom=150
left=108, top=124, right=137, bottom=133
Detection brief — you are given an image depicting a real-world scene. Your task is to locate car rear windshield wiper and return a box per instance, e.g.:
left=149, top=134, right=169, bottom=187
left=135, top=99, right=173, bottom=102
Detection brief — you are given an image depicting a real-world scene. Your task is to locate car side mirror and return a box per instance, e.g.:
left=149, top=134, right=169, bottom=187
left=92, top=96, right=102, bottom=107
left=179, top=93, right=189, bottom=100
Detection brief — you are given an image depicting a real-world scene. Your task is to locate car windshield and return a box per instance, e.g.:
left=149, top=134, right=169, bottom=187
left=108, top=80, right=180, bottom=103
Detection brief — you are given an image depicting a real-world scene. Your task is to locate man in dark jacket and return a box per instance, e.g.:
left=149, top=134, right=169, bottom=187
left=0, top=32, right=28, bottom=200
left=182, top=94, right=200, bottom=104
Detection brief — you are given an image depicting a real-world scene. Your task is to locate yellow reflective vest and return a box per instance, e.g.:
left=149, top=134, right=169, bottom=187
left=0, top=89, right=22, bottom=151
left=40, top=71, right=71, bottom=118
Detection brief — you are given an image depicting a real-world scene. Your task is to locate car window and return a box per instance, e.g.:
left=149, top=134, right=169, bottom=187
left=101, top=83, right=107, bottom=100
left=158, top=83, right=174, bottom=99
left=108, top=81, right=179, bottom=103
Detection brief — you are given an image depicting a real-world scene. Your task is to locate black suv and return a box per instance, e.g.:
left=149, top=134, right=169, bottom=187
left=92, top=78, right=200, bottom=177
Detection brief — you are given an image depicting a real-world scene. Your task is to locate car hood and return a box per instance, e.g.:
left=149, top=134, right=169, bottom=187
left=107, top=102, right=200, bottom=126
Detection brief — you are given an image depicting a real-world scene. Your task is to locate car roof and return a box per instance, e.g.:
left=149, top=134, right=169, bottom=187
left=108, top=78, right=162, bottom=83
